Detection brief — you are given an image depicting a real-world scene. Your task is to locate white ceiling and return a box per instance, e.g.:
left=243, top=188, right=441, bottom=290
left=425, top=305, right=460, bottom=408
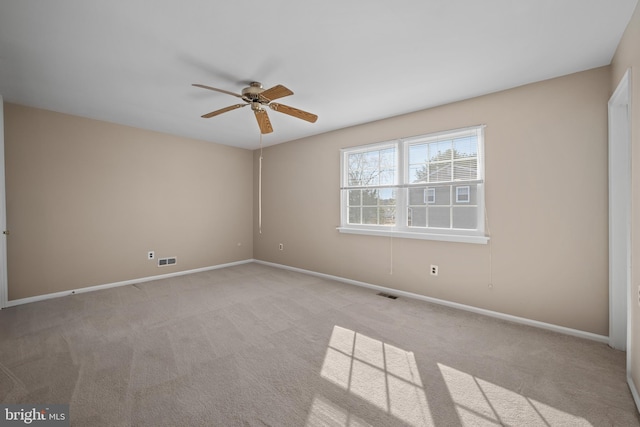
left=0, top=1, right=637, bottom=149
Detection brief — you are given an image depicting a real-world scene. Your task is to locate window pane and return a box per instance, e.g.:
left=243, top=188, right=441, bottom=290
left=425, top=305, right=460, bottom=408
left=431, top=163, right=452, bottom=182
left=348, top=174, right=361, bottom=186
left=346, top=146, right=397, bottom=188
left=408, top=207, right=426, bottom=227
left=453, top=136, right=477, bottom=159
left=409, top=187, right=426, bottom=205
left=409, top=165, right=428, bottom=183
left=431, top=141, right=453, bottom=161
left=347, top=153, right=364, bottom=186
left=469, top=184, right=478, bottom=204
left=362, top=189, right=378, bottom=205
left=348, top=189, right=361, bottom=206
left=345, top=188, right=397, bottom=226
left=379, top=169, right=395, bottom=185
left=363, top=167, right=379, bottom=186
left=428, top=207, right=450, bottom=228
left=409, top=144, right=427, bottom=163
left=379, top=206, right=396, bottom=225
left=435, top=186, right=451, bottom=205
left=379, top=188, right=395, bottom=205
left=367, top=189, right=397, bottom=206
left=453, top=159, right=477, bottom=181
left=348, top=207, right=361, bottom=224
left=380, top=148, right=396, bottom=169
left=453, top=207, right=477, bottom=229
left=363, top=151, right=378, bottom=165
left=362, top=207, right=378, bottom=224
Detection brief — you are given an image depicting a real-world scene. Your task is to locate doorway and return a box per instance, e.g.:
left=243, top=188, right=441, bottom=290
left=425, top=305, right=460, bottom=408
left=608, top=69, right=631, bottom=352
left=0, top=96, right=6, bottom=308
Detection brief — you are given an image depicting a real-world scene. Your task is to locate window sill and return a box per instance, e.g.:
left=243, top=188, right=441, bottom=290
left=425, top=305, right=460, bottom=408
left=336, top=227, right=490, bottom=244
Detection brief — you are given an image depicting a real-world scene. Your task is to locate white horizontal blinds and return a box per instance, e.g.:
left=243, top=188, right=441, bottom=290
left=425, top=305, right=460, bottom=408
left=406, top=127, right=481, bottom=185
left=344, top=144, right=398, bottom=226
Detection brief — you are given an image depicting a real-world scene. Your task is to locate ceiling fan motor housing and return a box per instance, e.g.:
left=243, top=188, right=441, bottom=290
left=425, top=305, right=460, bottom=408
left=242, top=82, right=265, bottom=103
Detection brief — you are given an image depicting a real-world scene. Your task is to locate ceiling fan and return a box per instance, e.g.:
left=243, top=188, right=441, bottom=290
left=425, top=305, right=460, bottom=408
left=192, top=81, right=318, bottom=134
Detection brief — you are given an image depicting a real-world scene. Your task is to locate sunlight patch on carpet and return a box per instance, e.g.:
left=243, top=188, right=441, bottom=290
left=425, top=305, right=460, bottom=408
left=438, top=363, right=593, bottom=426
left=305, top=395, right=372, bottom=427
left=320, top=325, right=434, bottom=427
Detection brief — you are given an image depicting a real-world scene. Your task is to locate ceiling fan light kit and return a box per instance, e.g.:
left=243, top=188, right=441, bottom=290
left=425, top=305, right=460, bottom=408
left=193, top=81, right=318, bottom=134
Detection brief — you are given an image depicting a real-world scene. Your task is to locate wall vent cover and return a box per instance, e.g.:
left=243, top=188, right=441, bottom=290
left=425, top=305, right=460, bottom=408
left=158, top=257, right=177, bottom=267
left=377, top=292, right=398, bottom=300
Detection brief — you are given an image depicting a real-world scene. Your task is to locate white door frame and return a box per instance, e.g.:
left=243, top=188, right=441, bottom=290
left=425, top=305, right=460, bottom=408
left=608, top=69, right=632, bottom=352
left=0, top=96, right=7, bottom=309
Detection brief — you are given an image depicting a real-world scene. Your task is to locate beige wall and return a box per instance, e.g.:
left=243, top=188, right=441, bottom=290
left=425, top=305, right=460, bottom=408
left=4, top=104, right=253, bottom=300
left=254, top=66, right=611, bottom=335
left=611, top=0, right=640, bottom=399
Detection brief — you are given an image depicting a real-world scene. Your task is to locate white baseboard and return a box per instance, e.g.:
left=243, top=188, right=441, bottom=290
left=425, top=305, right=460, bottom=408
left=4, top=259, right=254, bottom=308
left=629, top=374, right=640, bottom=414
left=254, top=259, right=609, bottom=344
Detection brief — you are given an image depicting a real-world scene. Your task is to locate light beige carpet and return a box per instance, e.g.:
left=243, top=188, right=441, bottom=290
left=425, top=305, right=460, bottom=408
left=0, top=262, right=638, bottom=426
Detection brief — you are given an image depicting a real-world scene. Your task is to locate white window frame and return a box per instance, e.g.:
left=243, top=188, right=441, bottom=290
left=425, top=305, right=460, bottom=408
left=338, top=125, right=488, bottom=244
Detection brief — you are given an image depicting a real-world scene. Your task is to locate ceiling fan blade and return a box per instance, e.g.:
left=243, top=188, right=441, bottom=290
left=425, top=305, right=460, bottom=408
left=192, top=84, right=243, bottom=98
left=258, top=84, right=293, bottom=102
left=201, top=103, right=247, bottom=118
left=254, top=109, right=274, bottom=134
left=269, top=103, right=318, bottom=123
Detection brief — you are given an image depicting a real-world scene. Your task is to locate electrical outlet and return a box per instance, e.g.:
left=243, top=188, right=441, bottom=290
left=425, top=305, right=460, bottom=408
left=430, top=265, right=439, bottom=276
left=148, top=251, right=154, bottom=260
left=278, top=243, right=284, bottom=251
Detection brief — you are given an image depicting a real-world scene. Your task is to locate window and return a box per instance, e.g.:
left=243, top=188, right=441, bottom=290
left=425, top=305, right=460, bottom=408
left=339, top=126, right=488, bottom=244
left=343, top=142, right=397, bottom=226
left=425, top=188, right=436, bottom=204
left=456, top=186, right=470, bottom=203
